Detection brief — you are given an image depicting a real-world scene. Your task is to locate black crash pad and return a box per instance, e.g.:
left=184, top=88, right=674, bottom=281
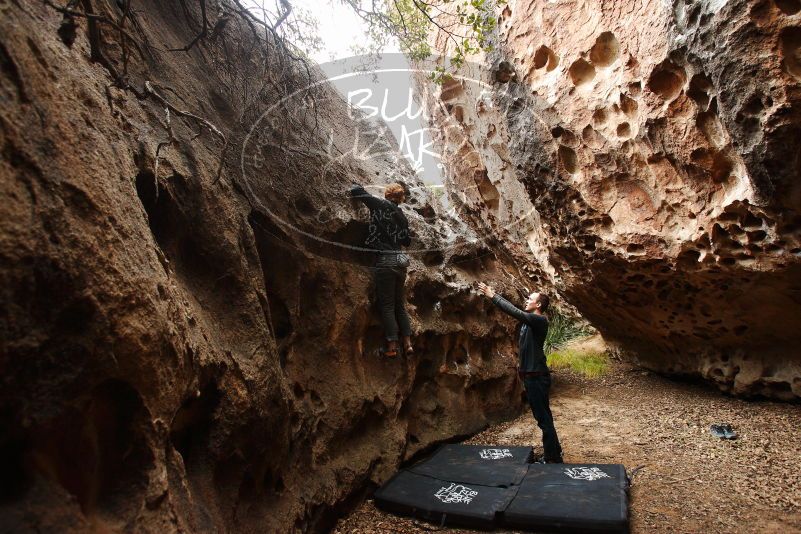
left=374, top=470, right=518, bottom=528
left=502, top=463, right=629, bottom=533
left=375, top=446, right=629, bottom=532
left=409, top=444, right=533, bottom=487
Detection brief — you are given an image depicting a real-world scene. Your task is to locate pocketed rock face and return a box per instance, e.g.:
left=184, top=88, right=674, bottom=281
left=0, top=2, right=527, bottom=532
left=426, top=0, right=801, bottom=399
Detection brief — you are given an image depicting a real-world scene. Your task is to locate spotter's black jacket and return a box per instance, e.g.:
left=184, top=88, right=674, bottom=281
left=491, top=295, right=549, bottom=373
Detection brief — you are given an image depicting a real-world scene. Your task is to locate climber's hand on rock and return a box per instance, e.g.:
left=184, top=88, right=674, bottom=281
left=477, top=282, right=495, bottom=298
left=348, top=184, right=364, bottom=200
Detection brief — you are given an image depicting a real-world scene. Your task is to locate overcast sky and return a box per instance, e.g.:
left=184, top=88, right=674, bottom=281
left=290, top=0, right=401, bottom=62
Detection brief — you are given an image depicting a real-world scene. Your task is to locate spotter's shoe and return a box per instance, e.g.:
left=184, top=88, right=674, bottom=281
left=533, top=454, right=564, bottom=464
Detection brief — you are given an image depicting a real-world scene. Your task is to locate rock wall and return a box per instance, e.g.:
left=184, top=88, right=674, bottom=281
left=0, top=2, right=527, bottom=532
left=425, top=0, right=801, bottom=399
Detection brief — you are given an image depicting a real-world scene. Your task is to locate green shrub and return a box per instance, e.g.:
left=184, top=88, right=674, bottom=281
left=544, top=309, right=592, bottom=355
left=547, top=349, right=608, bottom=378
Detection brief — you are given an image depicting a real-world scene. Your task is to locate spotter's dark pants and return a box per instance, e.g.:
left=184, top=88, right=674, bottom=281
left=374, top=256, right=412, bottom=342
left=523, top=374, right=562, bottom=461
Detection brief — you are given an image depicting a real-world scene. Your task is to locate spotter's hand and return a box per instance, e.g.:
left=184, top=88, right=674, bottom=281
left=477, top=282, right=495, bottom=298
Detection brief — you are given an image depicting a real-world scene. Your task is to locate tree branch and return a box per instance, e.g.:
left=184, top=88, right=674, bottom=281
left=272, top=0, right=292, bottom=30
left=168, top=0, right=208, bottom=52
left=144, top=81, right=228, bottom=182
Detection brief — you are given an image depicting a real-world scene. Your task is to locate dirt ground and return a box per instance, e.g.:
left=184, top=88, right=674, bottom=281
left=335, top=360, right=801, bottom=533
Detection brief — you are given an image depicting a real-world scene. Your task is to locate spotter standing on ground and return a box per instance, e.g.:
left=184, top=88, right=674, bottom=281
left=478, top=282, right=563, bottom=463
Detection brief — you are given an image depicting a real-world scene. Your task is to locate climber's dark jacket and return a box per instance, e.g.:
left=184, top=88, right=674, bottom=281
left=491, top=295, right=549, bottom=374
left=349, top=185, right=411, bottom=251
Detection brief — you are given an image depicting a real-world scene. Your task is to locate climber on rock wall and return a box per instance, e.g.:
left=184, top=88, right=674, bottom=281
left=477, top=282, right=564, bottom=463
left=350, top=183, right=414, bottom=358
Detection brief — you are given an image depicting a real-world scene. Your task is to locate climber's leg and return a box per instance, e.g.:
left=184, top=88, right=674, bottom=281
left=375, top=266, right=399, bottom=355
left=394, top=268, right=413, bottom=354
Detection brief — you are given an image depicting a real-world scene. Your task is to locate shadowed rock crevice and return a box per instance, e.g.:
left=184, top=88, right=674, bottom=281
left=247, top=210, right=299, bottom=344
left=170, top=380, right=223, bottom=472
left=775, top=0, right=801, bottom=14
left=780, top=26, right=801, bottom=80
left=1, top=380, right=155, bottom=519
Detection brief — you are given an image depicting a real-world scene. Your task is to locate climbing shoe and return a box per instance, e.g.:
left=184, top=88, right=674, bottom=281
left=402, top=336, right=414, bottom=356
left=381, top=340, right=399, bottom=359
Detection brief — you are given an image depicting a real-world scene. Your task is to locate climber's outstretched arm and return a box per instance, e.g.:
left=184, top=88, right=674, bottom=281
left=478, top=282, right=532, bottom=324
left=349, top=184, right=391, bottom=211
